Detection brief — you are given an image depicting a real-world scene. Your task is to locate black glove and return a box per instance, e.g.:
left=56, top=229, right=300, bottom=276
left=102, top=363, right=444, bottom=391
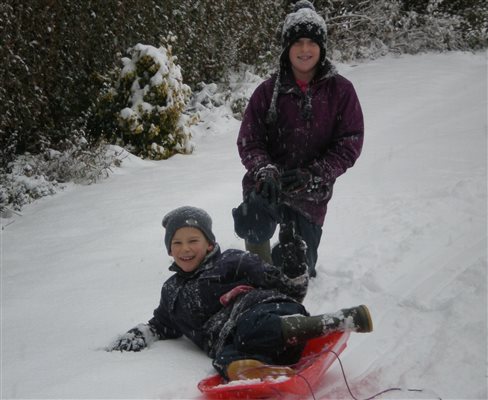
left=281, top=168, right=312, bottom=193
left=255, top=165, right=281, bottom=205
left=277, top=222, right=308, bottom=278
left=107, top=324, right=158, bottom=352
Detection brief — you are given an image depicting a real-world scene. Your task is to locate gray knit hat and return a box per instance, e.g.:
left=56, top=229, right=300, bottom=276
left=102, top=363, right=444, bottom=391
left=162, top=206, right=216, bottom=253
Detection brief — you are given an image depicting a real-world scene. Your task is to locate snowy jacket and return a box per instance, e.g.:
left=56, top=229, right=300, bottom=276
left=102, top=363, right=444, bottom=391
left=237, top=61, right=364, bottom=225
left=148, top=244, right=308, bottom=358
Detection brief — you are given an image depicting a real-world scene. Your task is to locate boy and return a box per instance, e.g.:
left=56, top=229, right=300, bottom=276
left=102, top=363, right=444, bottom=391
left=234, top=0, right=364, bottom=276
left=108, top=206, right=372, bottom=380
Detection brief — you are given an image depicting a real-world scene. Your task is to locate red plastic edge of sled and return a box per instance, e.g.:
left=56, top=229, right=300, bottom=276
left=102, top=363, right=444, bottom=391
left=198, top=331, right=350, bottom=399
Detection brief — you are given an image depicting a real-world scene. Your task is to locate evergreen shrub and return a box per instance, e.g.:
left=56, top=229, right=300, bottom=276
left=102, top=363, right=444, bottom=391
left=93, top=43, right=195, bottom=160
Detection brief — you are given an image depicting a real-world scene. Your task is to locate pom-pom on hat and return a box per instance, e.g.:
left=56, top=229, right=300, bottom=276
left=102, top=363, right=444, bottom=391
left=281, top=0, right=327, bottom=52
left=162, top=206, right=216, bottom=253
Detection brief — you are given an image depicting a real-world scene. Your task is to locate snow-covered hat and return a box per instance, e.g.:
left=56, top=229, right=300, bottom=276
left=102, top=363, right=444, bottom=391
left=267, top=1, right=330, bottom=124
left=281, top=0, right=327, bottom=54
left=162, top=206, right=216, bottom=253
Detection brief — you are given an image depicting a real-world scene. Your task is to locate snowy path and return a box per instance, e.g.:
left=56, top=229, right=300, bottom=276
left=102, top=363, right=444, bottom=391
left=2, top=52, right=487, bottom=399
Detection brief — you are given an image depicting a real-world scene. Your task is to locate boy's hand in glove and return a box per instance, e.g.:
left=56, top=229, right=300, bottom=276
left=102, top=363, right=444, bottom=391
left=281, top=168, right=312, bottom=193
left=107, top=323, right=158, bottom=352
left=255, top=165, right=281, bottom=205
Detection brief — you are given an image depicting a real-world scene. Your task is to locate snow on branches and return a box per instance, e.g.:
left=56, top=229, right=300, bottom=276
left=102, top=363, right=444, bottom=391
left=97, top=43, right=195, bottom=160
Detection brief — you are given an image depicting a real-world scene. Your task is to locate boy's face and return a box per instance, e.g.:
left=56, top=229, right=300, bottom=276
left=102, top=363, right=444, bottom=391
left=169, top=227, right=214, bottom=273
left=289, top=37, right=320, bottom=81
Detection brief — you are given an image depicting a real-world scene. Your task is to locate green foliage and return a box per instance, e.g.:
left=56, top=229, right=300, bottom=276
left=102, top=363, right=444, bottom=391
left=0, top=0, right=165, bottom=172
left=93, top=43, right=194, bottom=160
left=1, top=0, right=486, bottom=174
left=157, top=1, right=284, bottom=85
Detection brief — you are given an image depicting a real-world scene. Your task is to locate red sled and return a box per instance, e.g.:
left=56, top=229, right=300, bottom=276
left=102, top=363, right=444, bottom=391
left=198, top=331, right=350, bottom=399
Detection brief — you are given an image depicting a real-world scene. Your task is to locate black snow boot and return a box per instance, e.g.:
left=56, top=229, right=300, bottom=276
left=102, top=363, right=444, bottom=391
left=281, top=305, right=373, bottom=344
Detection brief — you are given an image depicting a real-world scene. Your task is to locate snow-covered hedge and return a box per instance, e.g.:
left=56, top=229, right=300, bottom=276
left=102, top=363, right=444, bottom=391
left=95, top=43, right=195, bottom=160
left=1, top=0, right=486, bottom=212
left=2, top=1, right=486, bottom=170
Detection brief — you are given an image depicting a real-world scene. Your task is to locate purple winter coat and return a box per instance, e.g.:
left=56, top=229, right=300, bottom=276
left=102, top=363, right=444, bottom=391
left=237, top=62, right=364, bottom=225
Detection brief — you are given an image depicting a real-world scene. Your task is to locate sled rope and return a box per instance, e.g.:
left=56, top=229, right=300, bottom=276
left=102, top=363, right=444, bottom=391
left=295, top=372, right=317, bottom=400
left=296, top=347, right=444, bottom=400
left=226, top=346, right=442, bottom=400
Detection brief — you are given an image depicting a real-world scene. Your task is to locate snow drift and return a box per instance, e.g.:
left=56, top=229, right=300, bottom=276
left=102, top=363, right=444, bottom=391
left=2, top=52, right=486, bottom=399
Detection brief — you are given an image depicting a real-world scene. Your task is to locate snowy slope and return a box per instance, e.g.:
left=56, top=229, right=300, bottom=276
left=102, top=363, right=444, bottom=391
left=2, top=52, right=487, bottom=400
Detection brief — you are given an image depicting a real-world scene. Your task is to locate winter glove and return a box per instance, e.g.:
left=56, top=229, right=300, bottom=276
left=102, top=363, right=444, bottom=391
left=281, top=168, right=312, bottom=193
left=233, top=190, right=280, bottom=243
left=277, top=222, right=308, bottom=278
left=107, top=323, right=158, bottom=352
left=255, top=165, right=281, bottom=205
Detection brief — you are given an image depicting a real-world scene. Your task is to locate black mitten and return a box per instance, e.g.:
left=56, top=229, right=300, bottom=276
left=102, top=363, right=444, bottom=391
left=255, top=165, right=281, bottom=205
left=107, top=324, right=158, bottom=352
left=281, top=168, right=312, bottom=193
left=277, top=222, right=308, bottom=278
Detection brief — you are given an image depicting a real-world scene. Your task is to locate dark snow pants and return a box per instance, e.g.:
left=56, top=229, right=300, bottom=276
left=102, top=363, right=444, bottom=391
left=212, top=302, right=308, bottom=379
left=272, top=206, right=322, bottom=277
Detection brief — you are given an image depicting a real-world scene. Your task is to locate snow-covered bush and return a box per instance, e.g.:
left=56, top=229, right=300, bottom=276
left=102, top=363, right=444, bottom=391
left=3, top=1, right=485, bottom=173
left=226, top=68, right=266, bottom=120
left=0, top=133, right=122, bottom=211
left=95, top=43, right=194, bottom=159
left=188, top=66, right=264, bottom=120
left=1, top=0, right=485, bottom=212
left=315, top=0, right=487, bottom=61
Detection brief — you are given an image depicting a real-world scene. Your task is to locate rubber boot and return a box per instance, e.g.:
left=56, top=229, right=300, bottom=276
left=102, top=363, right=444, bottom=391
left=245, top=240, right=272, bottom=264
left=281, top=305, right=373, bottom=344
left=226, top=359, right=295, bottom=381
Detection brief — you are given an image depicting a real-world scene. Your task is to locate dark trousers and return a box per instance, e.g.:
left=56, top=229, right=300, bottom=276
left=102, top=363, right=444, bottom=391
left=272, top=206, right=322, bottom=277
left=212, top=302, right=307, bottom=379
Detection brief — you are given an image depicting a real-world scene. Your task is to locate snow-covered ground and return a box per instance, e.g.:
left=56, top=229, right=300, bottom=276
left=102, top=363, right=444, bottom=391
left=2, top=52, right=486, bottom=400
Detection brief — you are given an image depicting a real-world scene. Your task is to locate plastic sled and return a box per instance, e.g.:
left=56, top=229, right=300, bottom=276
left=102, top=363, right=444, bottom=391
left=198, top=331, right=350, bottom=399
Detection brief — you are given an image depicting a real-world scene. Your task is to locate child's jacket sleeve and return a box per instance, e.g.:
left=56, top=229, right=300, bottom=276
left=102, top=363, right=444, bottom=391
left=148, top=278, right=183, bottom=340
left=308, top=77, right=364, bottom=183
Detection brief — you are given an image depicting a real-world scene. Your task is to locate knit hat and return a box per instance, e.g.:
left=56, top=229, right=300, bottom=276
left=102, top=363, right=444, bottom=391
left=162, top=206, right=216, bottom=253
left=267, top=1, right=329, bottom=124
left=281, top=0, right=327, bottom=57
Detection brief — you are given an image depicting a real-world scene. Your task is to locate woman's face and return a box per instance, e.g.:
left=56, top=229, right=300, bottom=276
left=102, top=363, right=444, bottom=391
left=289, top=38, right=321, bottom=82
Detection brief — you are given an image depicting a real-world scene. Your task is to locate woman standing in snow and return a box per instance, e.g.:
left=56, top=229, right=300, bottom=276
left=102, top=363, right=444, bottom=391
left=108, top=206, right=372, bottom=381
left=233, top=0, right=364, bottom=277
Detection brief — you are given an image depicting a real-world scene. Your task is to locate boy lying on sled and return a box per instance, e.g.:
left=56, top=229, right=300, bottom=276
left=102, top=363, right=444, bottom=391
left=107, top=206, right=372, bottom=380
